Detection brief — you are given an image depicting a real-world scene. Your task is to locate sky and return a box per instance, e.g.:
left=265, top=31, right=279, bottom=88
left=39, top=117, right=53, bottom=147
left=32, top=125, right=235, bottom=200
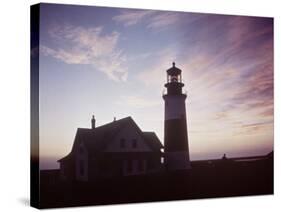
left=37, top=3, right=274, bottom=169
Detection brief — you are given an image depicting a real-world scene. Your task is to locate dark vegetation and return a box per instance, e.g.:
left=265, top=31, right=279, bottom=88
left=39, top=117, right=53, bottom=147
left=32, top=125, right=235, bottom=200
left=39, top=156, right=273, bottom=208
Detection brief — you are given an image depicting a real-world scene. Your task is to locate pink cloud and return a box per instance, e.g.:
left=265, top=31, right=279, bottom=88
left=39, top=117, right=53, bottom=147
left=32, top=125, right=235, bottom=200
left=41, top=25, right=128, bottom=82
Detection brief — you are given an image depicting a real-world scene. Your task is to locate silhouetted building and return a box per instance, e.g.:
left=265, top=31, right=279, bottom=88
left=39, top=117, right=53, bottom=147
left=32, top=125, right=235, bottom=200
left=58, top=117, right=164, bottom=181
left=163, top=62, right=191, bottom=170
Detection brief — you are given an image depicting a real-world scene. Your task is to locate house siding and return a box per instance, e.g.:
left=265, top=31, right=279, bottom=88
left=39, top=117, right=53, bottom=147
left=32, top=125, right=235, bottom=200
left=59, top=158, right=75, bottom=181
left=104, top=124, right=152, bottom=152
left=75, top=141, right=88, bottom=181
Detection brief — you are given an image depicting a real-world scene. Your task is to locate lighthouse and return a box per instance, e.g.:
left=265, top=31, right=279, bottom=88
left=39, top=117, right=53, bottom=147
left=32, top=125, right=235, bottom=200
left=163, top=62, right=191, bottom=170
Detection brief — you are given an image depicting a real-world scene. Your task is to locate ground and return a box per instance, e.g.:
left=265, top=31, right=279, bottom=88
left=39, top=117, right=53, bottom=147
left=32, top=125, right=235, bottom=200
left=39, top=157, right=273, bottom=209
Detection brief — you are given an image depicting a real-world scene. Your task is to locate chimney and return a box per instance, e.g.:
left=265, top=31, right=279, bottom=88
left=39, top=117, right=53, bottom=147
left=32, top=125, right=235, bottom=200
left=91, top=115, right=96, bottom=129
left=113, top=117, right=116, bottom=122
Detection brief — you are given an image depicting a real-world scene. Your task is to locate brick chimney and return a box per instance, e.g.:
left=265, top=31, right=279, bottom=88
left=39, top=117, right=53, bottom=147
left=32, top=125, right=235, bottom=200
left=91, top=115, right=96, bottom=129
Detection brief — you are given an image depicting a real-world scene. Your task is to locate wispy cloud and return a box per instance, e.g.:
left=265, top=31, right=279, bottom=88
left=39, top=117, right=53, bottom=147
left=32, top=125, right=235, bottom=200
left=112, top=9, right=190, bottom=31
left=112, top=9, right=155, bottom=26
left=239, top=121, right=273, bottom=134
left=115, top=95, right=161, bottom=109
left=41, top=25, right=128, bottom=82
left=133, top=15, right=274, bottom=152
left=137, top=47, right=178, bottom=87
left=147, top=12, right=181, bottom=29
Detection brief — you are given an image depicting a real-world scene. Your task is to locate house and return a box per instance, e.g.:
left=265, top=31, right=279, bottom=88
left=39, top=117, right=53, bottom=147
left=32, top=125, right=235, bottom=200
left=58, top=116, right=164, bottom=181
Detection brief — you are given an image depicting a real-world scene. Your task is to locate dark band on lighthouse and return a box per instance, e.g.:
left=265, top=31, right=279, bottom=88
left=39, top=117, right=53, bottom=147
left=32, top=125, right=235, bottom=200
left=163, top=62, right=191, bottom=170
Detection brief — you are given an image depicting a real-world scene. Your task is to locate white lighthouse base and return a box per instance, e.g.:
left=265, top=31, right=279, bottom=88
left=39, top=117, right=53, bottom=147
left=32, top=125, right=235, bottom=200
left=165, top=151, right=191, bottom=170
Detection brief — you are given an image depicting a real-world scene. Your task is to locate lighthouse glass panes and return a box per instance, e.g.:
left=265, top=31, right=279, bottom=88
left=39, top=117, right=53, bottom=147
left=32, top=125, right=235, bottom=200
left=170, top=75, right=179, bottom=83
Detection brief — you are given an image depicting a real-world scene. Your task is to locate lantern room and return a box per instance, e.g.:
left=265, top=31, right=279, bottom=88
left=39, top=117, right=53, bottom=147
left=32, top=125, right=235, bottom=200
left=164, top=62, right=185, bottom=96
left=166, top=62, right=182, bottom=83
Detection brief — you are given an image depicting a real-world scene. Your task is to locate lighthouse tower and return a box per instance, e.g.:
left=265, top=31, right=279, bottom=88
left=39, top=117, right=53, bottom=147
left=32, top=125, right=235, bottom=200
left=163, top=62, right=191, bottom=170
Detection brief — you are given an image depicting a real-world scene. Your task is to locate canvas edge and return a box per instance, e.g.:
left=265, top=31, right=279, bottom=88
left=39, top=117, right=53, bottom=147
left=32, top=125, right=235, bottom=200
left=30, top=3, right=41, bottom=209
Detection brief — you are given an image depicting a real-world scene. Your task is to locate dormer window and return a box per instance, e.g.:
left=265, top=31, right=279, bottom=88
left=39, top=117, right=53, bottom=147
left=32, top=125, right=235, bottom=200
left=120, top=138, right=126, bottom=148
left=132, top=139, right=137, bottom=148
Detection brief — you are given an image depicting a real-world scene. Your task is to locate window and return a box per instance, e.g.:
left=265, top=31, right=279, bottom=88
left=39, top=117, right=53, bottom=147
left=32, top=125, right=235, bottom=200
left=80, top=160, right=84, bottom=176
left=171, top=75, right=178, bottom=82
left=138, top=160, right=143, bottom=172
left=127, top=160, right=132, bottom=173
left=161, top=157, right=164, bottom=164
left=132, top=139, right=137, bottom=148
left=122, top=160, right=128, bottom=175
left=120, top=138, right=126, bottom=148
left=142, top=160, right=146, bottom=172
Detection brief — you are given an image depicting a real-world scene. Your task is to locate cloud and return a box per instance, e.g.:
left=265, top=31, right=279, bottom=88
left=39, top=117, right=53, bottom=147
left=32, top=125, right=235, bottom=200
left=112, top=9, right=155, bottom=26
left=241, top=121, right=273, bottom=128
left=213, top=112, right=229, bottom=120
left=115, top=95, right=161, bottom=109
left=238, top=121, right=273, bottom=134
left=147, top=12, right=181, bottom=29
left=148, top=16, right=273, bottom=143
left=41, top=25, right=128, bottom=82
left=137, top=47, right=178, bottom=87
left=138, top=15, right=273, bottom=122
left=185, top=16, right=272, bottom=109
left=113, top=11, right=273, bottom=157
left=113, top=9, right=190, bottom=30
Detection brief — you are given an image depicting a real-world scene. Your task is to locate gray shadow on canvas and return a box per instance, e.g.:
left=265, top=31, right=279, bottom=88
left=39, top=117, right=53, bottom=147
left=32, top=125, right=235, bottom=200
left=18, top=197, right=30, bottom=207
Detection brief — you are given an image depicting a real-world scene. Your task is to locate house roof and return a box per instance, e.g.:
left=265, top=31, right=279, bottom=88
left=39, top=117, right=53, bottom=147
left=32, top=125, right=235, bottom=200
left=143, top=132, right=163, bottom=150
left=58, top=117, right=163, bottom=162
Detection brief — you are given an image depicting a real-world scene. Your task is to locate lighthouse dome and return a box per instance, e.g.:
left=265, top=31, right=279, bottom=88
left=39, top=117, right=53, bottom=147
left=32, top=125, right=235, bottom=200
left=167, top=62, right=182, bottom=76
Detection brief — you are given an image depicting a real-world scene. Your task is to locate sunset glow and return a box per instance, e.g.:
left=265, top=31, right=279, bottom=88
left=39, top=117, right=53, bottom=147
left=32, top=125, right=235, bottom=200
left=37, top=4, right=273, bottom=169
